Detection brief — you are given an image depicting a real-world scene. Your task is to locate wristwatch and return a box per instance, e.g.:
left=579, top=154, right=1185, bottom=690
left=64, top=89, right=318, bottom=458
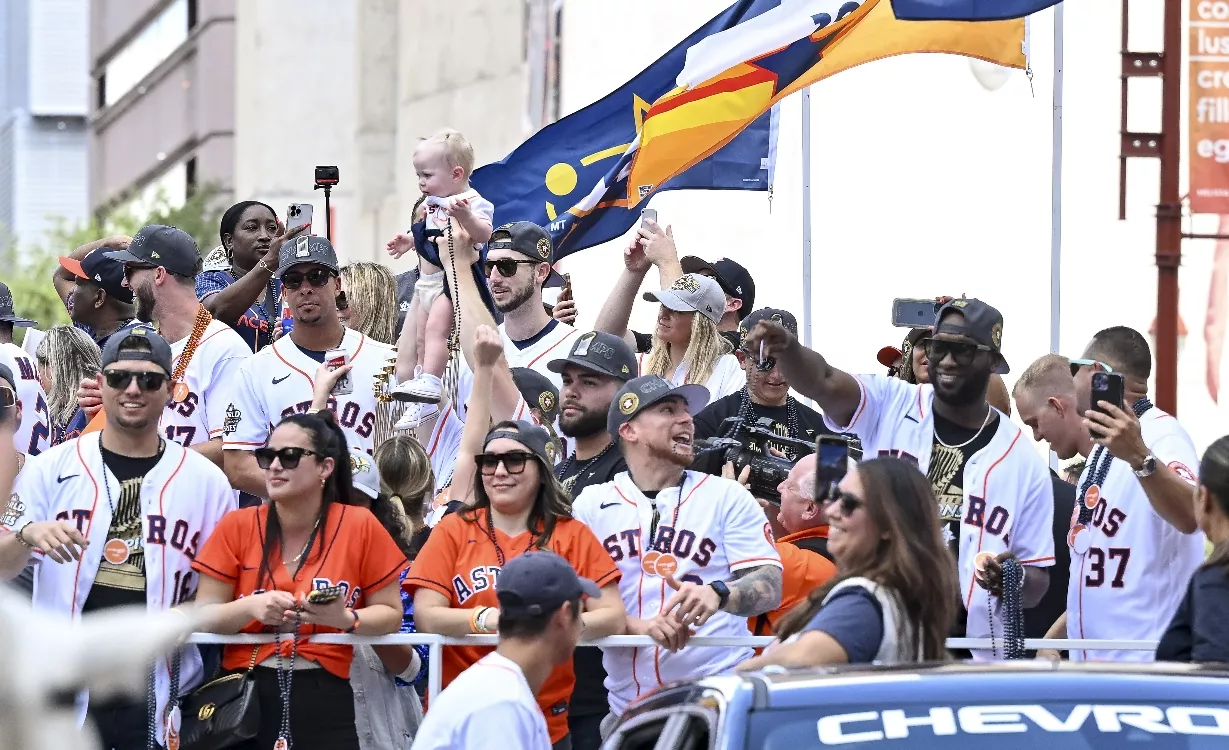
left=709, top=581, right=731, bottom=610
left=1133, top=454, right=1158, bottom=478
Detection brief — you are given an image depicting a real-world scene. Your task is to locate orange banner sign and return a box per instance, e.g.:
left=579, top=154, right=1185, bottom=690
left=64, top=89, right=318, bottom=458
left=1190, top=1, right=1229, bottom=213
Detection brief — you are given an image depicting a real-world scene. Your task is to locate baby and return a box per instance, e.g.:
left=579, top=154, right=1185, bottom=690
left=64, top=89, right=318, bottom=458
left=387, top=128, right=494, bottom=407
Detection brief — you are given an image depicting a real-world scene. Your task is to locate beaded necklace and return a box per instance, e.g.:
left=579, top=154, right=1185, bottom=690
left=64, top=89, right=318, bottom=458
left=1069, top=397, right=1154, bottom=555
left=168, top=306, right=213, bottom=403
left=556, top=440, right=617, bottom=492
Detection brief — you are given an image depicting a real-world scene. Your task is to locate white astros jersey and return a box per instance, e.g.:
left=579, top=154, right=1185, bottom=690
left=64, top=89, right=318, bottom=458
left=1067, top=409, right=1204, bottom=662
left=223, top=328, right=395, bottom=456
left=825, top=375, right=1055, bottom=657
left=0, top=341, right=50, bottom=456
left=0, top=432, right=236, bottom=740
left=161, top=319, right=249, bottom=448
left=572, top=470, right=781, bottom=716
left=499, top=320, right=583, bottom=393
left=635, top=352, right=745, bottom=406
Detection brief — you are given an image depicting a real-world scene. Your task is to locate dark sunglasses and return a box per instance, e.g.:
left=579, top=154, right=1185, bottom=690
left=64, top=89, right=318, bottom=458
left=282, top=268, right=335, bottom=290
left=254, top=446, right=319, bottom=470
left=483, top=259, right=539, bottom=278
left=103, top=370, right=168, bottom=391
left=477, top=451, right=537, bottom=475
left=1068, top=358, right=1112, bottom=378
left=824, top=489, right=863, bottom=517
left=922, top=338, right=992, bottom=367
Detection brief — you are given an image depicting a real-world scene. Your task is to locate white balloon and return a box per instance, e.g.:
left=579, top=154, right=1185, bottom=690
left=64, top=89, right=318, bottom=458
left=970, top=59, right=1013, bottom=92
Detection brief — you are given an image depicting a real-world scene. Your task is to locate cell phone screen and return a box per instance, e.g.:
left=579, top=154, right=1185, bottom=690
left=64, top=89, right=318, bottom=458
left=815, top=437, right=850, bottom=502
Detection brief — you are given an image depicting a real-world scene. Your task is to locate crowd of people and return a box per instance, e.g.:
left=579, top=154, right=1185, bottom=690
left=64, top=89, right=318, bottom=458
left=0, top=127, right=1225, bottom=750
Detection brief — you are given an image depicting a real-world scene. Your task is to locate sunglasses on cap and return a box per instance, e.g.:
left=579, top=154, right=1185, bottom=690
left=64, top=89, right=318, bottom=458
left=1068, top=358, right=1113, bottom=378
left=102, top=370, right=168, bottom=392
left=823, top=488, right=863, bottom=517
left=922, top=338, right=993, bottom=368
left=483, top=258, right=539, bottom=278
left=282, top=268, right=334, bottom=290
left=0, top=384, right=14, bottom=408
left=477, top=451, right=537, bottom=475
left=254, top=446, right=319, bottom=470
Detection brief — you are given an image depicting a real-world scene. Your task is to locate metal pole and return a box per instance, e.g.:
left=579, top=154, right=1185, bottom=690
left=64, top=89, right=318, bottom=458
left=1155, top=0, right=1183, bottom=414
left=1050, top=7, right=1063, bottom=357
left=801, top=87, right=812, bottom=351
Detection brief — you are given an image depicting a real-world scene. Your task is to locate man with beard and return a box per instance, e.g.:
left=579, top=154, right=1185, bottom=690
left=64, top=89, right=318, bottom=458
left=572, top=375, right=781, bottom=734
left=544, top=330, right=636, bottom=750
left=0, top=327, right=235, bottom=749
left=745, top=298, right=1054, bottom=659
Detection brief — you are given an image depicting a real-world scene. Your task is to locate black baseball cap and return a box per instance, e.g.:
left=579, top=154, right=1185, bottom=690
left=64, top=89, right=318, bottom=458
left=488, top=222, right=565, bottom=288
left=680, top=256, right=755, bottom=318
left=497, top=550, right=600, bottom=618
left=0, top=364, right=14, bottom=389
left=100, top=326, right=174, bottom=375
left=934, top=298, right=1010, bottom=374
left=607, top=375, right=709, bottom=441
left=738, top=308, right=797, bottom=349
left=59, top=250, right=135, bottom=304
left=547, top=331, right=637, bottom=381
left=0, top=281, right=37, bottom=327
left=275, top=235, right=340, bottom=278
left=105, top=225, right=202, bottom=278
left=511, top=367, right=560, bottom=424
left=484, top=419, right=560, bottom=466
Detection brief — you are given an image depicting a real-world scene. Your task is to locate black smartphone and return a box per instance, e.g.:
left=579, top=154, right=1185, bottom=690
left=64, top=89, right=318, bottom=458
left=1090, top=372, right=1125, bottom=439
left=306, top=585, right=344, bottom=606
left=892, top=298, right=941, bottom=329
left=815, top=436, right=851, bottom=502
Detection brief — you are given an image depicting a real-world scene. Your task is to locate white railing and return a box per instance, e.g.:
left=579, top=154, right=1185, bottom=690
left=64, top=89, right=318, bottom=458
left=183, top=633, right=1161, bottom=702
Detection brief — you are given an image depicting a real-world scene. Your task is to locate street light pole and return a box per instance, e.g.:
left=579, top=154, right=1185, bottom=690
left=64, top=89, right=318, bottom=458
left=1154, top=0, right=1183, bottom=414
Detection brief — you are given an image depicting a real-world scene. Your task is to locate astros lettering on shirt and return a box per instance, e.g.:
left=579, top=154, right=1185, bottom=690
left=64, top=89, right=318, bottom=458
left=1067, top=408, right=1205, bottom=663
left=825, top=375, right=1055, bottom=656
left=0, top=341, right=50, bottom=456
left=572, top=471, right=781, bottom=716
left=161, top=318, right=249, bottom=449
left=222, top=328, right=395, bottom=458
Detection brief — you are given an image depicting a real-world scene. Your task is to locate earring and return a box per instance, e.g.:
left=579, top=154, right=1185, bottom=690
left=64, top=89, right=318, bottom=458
left=320, top=477, right=326, bottom=487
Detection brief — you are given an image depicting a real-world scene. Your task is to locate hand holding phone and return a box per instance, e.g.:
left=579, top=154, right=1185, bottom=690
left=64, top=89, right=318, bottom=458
left=306, top=585, right=345, bottom=606
left=640, top=208, right=658, bottom=228
left=286, top=203, right=314, bottom=233
left=892, top=298, right=942, bottom=329
left=1089, top=372, right=1125, bottom=440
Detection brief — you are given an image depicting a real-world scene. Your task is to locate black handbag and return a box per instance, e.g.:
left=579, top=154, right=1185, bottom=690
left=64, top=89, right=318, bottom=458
left=176, top=647, right=262, bottom=750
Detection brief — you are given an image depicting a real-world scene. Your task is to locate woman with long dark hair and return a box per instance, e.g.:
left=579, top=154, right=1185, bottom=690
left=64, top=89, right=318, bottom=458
left=406, top=420, right=626, bottom=749
left=1158, top=435, right=1229, bottom=662
left=739, top=457, right=956, bottom=668
left=193, top=410, right=408, bottom=750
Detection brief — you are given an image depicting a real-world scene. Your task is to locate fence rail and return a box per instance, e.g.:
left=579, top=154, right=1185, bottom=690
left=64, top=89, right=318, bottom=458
left=183, top=633, right=1161, bottom=701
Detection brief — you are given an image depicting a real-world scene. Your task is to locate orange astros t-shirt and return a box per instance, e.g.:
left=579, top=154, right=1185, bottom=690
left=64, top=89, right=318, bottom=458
left=405, top=507, right=620, bottom=743
left=193, top=503, right=409, bottom=679
left=750, top=528, right=837, bottom=637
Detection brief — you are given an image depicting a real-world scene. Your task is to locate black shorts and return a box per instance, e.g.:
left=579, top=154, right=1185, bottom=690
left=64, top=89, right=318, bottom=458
left=234, top=667, right=358, bottom=750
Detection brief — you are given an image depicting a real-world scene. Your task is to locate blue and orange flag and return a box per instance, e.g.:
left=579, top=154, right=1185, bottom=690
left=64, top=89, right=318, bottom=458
left=892, top=0, right=1062, bottom=21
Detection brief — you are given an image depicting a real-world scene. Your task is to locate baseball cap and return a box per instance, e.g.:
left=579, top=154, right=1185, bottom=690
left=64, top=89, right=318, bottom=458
left=511, top=367, right=560, bottom=424
left=876, top=328, right=928, bottom=369
left=59, top=250, right=136, bottom=304
left=105, top=225, right=202, bottom=278
left=680, top=256, right=755, bottom=318
left=349, top=449, right=381, bottom=500
left=933, top=298, right=1010, bottom=374
left=275, top=235, right=340, bottom=279
left=0, top=281, right=37, bottom=327
left=0, top=363, right=14, bottom=389
left=496, top=550, right=600, bottom=618
left=100, top=325, right=173, bottom=375
left=484, top=419, right=559, bottom=466
left=488, top=221, right=565, bottom=288
left=642, top=273, right=725, bottom=324
left=547, top=331, right=637, bottom=381
left=607, top=375, right=709, bottom=441
left=738, top=308, right=798, bottom=349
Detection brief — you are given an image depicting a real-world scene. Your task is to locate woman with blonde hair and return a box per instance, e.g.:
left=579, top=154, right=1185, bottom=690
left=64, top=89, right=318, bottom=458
left=34, top=325, right=101, bottom=445
left=340, top=262, right=399, bottom=344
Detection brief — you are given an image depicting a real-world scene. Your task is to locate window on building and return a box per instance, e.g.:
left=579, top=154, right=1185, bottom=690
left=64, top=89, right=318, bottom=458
left=97, top=0, right=190, bottom=109
left=124, top=160, right=189, bottom=218
left=524, top=0, right=563, bottom=131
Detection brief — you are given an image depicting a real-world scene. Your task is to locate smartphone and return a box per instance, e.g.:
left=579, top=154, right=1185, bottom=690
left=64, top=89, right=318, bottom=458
left=307, top=585, right=345, bottom=606
left=324, top=349, right=353, bottom=396
left=641, top=208, right=657, bottom=228
left=286, top=203, right=314, bottom=233
left=815, top=436, right=851, bottom=502
left=892, top=298, right=941, bottom=329
left=1090, top=372, right=1125, bottom=439
left=560, top=273, right=573, bottom=301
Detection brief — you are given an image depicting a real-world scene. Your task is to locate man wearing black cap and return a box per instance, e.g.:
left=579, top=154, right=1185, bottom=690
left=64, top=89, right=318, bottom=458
left=0, top=326, right=235, bottom=749
left=0, top=281, right=51, bottom=457
left=744, top=298, right=1055, bottom=659
left=412, top=551, right=595, bottom=750
left=53, top=238, right=140, bottom=347
left=692, top=308, right=832, bottom=474
left=572, top=375, right=781, bottom=728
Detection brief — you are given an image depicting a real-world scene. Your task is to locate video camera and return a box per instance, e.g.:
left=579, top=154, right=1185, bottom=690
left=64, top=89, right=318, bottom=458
left=696, top=416, right=816, bottom=504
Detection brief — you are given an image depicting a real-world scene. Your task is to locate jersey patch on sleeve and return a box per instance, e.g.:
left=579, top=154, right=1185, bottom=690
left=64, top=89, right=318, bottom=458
left=223, top=404, right=242, bottom=436
left=1168, top=461, right=1196, bottom=485
left=1, top=493, right=25, bottom=527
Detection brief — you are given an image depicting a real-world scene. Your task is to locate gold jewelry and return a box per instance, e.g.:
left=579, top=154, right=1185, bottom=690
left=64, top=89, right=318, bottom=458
left=169, top=305, right=213, bottom=403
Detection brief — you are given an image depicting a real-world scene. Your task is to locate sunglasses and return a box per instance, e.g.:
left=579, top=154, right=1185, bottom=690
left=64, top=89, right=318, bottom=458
left=282, top=268, right=334, bottom=290
left=922, top=338, right=993, bottom=367
left=823, top=488, right=863, bottom=517
left=483, top=259, right=539, bottom=278
left=0, top=385, right=14, bottom=408
left=477, top=451, right=537, bottom=475
left=1068, top=358, right=1113, bottom=378
left=102, top=370, right=168, bottom=391
left=254, top=446, right=319, bottom=470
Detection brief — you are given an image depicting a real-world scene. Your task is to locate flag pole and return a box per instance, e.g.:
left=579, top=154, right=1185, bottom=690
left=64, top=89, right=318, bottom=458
left=1049, top=6, right=1063, bottom=357
left=802, top=86, right=813, bottom=352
